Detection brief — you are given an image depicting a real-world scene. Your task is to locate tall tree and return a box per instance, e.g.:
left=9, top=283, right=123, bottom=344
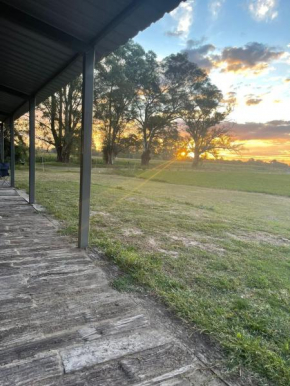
left=131, top=52, right=206, bottom=166
left=164, top=53, right=237, bottom=167
left=180, top=79, right=236, bottom=167
left=130, top=50, right=162, bottom=166
left=2, top=119, right=29, bottom=163
left=94, top=41, right=144, bottom=164
left=38, top=77, right=82, bottom=163
left=130, top=51, right=175, bottom=166
left=149, top=124, right=180, bottom=160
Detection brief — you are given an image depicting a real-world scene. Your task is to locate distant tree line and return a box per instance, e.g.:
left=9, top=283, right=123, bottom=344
left=37, top=40, right=236, bottom=167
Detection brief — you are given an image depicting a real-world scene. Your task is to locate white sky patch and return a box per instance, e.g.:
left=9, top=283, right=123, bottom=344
left=209, top=0, right=225, bottom=19
left=169, top=0, right=194, bottom=39
left=210, top=68, right=289, bottom=123
left=231, top=95, right=289, bottom=123
left=248, top=0, right=279, bottom=21
left=280, top=51, right=290, bottom=64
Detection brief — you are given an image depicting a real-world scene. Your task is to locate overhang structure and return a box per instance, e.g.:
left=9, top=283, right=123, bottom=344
left=0, top=0, right=183, bottom=247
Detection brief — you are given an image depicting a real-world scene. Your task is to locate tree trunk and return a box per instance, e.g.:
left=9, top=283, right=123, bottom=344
left=56, top=147, right=63, bottom=162
left=192, top=150, right=200, bottom=167
left=56, top=145, right=71, bottom=163
left=141, top=149, right=151, bottom=166
left=63, top=150, right=70, bottom=163
left=103, top=145, right=114, bottom=165
left=107, top=151, right=114, bottom=165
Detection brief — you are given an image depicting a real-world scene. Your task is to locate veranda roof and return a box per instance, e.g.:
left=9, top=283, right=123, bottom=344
left=0, top=0, right=183, bottom=122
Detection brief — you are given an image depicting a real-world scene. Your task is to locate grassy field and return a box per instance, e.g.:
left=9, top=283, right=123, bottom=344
left=117, top=168, right=290, bottom=197
left=15, top=162, right=290, bottom=386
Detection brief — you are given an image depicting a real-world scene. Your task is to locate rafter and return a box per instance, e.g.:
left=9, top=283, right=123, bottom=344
left=0, top=1, right=86, bottom=52
left=0, top=84, right=30, bottom=99
left=9, top=0, right=148, bottom=122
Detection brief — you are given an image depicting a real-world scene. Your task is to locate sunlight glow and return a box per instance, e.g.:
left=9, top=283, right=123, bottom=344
left=176, top=139, right=290, bottom=165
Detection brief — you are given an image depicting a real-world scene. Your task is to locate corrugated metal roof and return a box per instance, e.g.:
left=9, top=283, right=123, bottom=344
left=0, top=0, right=183, bottom=122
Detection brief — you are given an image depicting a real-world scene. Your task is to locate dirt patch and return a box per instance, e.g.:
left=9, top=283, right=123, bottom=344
left=147, top=237, right=159, bottom=248
left=226, top=231, right=290, bottom=247
left=122, top=228, right=143, bottom=236
left=170, top=235, right=201, bottom=247
left=90, top=211, right=113, bottom=218
left=158, top=248, right=179, bottom=258
left=169, top=234, right=225, bottom=254
left=125, top=196, right=157, bottom=205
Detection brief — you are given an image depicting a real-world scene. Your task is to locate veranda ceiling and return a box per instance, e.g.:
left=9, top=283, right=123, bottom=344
left=0, top=0, right=183, bottom=122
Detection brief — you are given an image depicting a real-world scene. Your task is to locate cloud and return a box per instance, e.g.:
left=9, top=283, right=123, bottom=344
left=217, top=42, right=284, bottom=74
left=209, top=0, right=225, bottom=19
left=280, top=51, right=290, bottom=64
left=224, top=91, right=238, bottom=105
left=246, top=97, right=263, bottom=106
left=182, top=40, right=216, bottom=71
left=186, top=37, right=207, bottom=47
left=232, top=120, right=290, bottom=140
left=248, top=0, right=279, bottom=21
left=167, top=1, right=194, bottom=39
left=285, top=78, right=290, bottom=83
left=182, top=41, right=284, bottom=76
left=268, top=120, right=290, bottom=126
left=165, top=30, right=184, bottom=37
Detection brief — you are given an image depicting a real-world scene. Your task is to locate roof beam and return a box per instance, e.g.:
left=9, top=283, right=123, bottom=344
left=0, top=84, right=30, bottom=99
left=14, top=0, right=148, bottom=107
left=0, top=1, right=86, bottom=52
left=9, top=0, right=147, bottom=123
left=10, top=0, right=181, bottom=122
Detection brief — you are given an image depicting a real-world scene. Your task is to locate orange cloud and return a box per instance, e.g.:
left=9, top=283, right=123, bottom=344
left=246, top=98, right=263, bottom=106
left=184, top=41, right=285, bottom=76
left=217, top=43, right=284, bottom=74
left=231, top=120, right=290, bottom=140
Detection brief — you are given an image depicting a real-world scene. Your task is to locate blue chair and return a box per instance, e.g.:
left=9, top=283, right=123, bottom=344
left=0, top=163, right=9, bottom=187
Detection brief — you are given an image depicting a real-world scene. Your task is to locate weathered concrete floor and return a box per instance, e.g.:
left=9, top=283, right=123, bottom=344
left=0, top=188, right=228, bottom=386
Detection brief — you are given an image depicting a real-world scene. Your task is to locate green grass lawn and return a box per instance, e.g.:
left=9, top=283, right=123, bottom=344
left=115, top=166, right=290, bottom=197
left=15, top=164, right=290, bottom=386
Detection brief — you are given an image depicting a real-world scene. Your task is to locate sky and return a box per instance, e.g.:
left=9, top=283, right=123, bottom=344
left=134, top=0, right=290, bottom=163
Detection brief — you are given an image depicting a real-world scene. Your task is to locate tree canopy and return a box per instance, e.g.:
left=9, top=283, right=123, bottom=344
left=36, top=40, right=235, bottom=166
left=94, top=41, right=145, bottom=164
